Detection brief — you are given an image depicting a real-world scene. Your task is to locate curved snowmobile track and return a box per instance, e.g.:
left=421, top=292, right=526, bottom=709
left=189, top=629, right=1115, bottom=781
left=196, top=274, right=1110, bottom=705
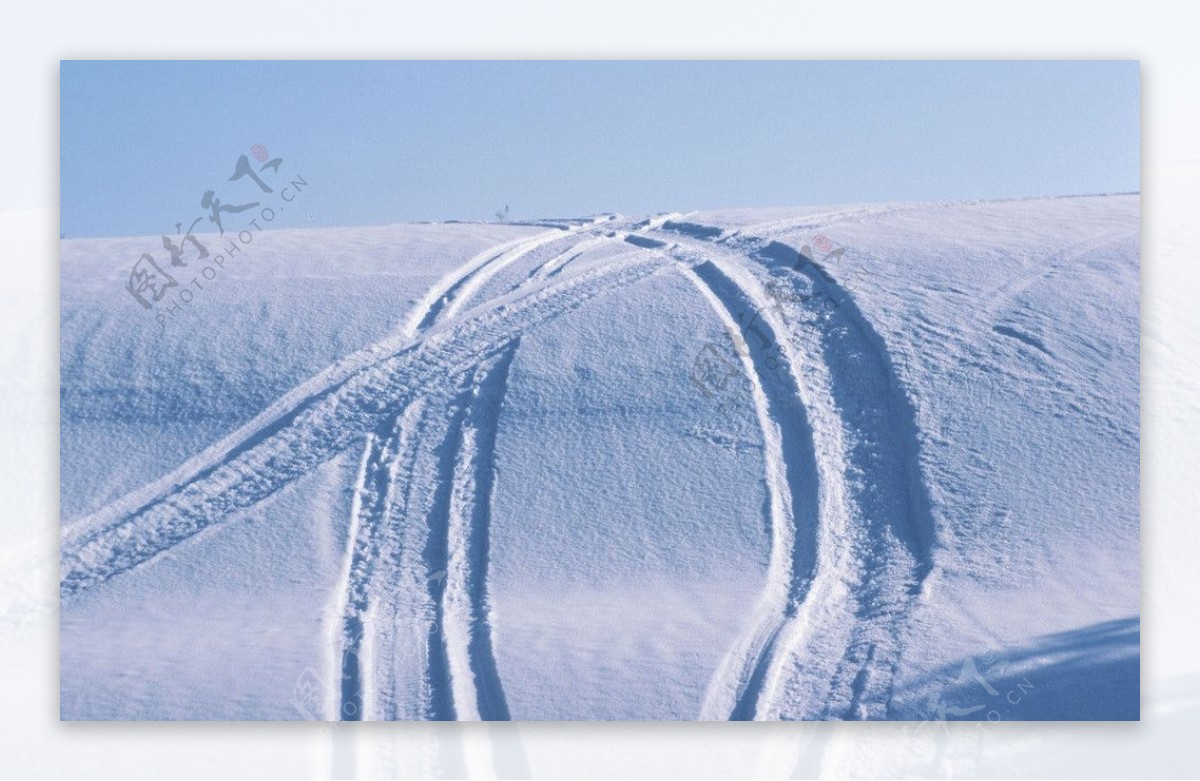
left=656, top=225, right=937, bottom=720
left=671, top=255, right=827, bottom=721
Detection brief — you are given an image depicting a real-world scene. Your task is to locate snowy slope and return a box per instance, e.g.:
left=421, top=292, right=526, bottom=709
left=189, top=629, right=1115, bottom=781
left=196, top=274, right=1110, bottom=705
left=59, top=197, right=1139, bottom=720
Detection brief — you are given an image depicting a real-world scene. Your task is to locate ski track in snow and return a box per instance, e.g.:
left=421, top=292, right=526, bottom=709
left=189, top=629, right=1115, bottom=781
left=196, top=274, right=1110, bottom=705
left=337, top=216, right=644, bottom=721
left=660, top=226, right=937, bottom=720
left=62, top=209, right=946, bottom=720
left=441, top=344, right=519, bottom=721
left=336, top=411, right=406, bottom=720
left=765, top=231, right=936, bottom=721
left=60, top=239, right=668, bottom=599
left=330, top=216, right=627, bottom=721
left=672, top=257, right=825, bottom=721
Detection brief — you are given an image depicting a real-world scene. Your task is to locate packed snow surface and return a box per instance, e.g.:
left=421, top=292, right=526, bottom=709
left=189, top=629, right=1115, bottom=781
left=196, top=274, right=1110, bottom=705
left=59, top=197, right=1139, bottom=720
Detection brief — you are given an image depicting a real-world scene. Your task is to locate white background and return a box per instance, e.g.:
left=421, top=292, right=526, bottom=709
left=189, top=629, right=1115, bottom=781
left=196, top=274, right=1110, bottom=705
left=2, top=1, right=1197, bottom=777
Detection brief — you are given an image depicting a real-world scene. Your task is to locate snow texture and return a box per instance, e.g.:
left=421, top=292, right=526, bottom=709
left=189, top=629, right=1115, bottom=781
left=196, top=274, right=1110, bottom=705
left=59, top=198, right=1139, bottom=720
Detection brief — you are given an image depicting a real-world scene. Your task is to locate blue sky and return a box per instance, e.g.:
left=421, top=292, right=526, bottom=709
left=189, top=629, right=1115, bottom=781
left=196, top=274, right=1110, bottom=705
left=60, top=61, right=1139, bottom=238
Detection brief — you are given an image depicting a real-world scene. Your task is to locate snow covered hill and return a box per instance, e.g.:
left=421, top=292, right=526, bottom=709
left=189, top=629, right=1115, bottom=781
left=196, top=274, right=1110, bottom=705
left=59, top=196, right=1139, bottom=721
